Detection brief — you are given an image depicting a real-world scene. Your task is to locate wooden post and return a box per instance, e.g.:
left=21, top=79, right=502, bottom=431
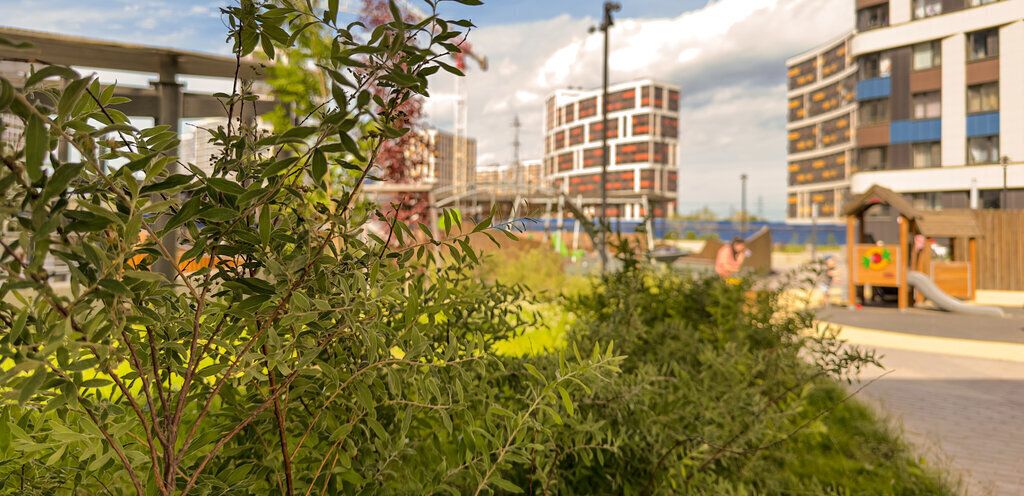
left=847, top=215, right=857, bottom=307
left=916, top=239, right=932, bottom=305
left=898, top=215, right=909, bottom=311
left=969, top=237, right=977, bottom=299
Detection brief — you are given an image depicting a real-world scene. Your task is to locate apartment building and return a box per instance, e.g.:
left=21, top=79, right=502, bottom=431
left=786, top=33, right=858, bottom=222
left=543, top=79, right=679, bottom=220
left=786, top=0, right=1024, bottom=223
left=476, top=159, right=543, bottom=189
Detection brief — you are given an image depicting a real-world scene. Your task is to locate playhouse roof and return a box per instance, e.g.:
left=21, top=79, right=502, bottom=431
left=843, top=185, right=982, bottom=238
left=843, top=184, right=921, bottom=218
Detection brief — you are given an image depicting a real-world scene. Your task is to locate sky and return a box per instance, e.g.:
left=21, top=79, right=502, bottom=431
left=0, top=0, right=854, bottom=220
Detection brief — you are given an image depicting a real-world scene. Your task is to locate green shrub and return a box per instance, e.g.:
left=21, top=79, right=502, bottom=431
left=501, top=246, right=953, bottom=495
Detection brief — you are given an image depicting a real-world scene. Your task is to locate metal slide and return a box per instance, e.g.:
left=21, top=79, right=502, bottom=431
left=906, top=271, right=1005, bottom=318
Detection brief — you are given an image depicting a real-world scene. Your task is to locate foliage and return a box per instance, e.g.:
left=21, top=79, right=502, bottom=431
left=0, top=1, right=620, bottom=495
left=499, top=243, right=951, bottom=494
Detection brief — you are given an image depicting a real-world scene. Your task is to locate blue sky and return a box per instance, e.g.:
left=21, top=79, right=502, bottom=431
left=0, top=0, right=854, bottom=220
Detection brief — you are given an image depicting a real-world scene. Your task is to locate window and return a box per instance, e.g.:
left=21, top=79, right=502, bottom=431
left=967, top=82, right=999, bottom=113
left=967, top=29, right=998, bottom=61
left=912, top=91, right=941, bottom=119
left=859, top=98, right=890, bottom=125
left=859, top=146, right=888, bottom=171
left=912, top=41, right=941, bottom=70
left=967, top=135, right=999, bottom=164
left=911, top=192, right=942, bottom=210
left=859, top=52, right=891, bottom=79
left=913, top=142, right=941, bottom=168
left=980, top=189, right=1001, bottom=209
left=857, top=4, right=889, bottom=31
left=970, top=0, right=999, bottom=6
left=913, top=0, right=942, bottom=19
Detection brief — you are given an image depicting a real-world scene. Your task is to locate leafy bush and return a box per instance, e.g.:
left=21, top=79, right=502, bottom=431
left=501, top=246, right=952, bottom=495
left=0, top=2, right=619, bottom=495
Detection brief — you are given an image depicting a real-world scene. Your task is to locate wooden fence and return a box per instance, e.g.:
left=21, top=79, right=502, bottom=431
left=952, top=210, right=1024, bottom=291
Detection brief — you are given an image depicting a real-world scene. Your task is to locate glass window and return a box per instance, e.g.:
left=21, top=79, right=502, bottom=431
left=967, top=83, right=999, bottom=113
left=857, top=4, right=889, bottom=31
left=912, top=91, right=941, bottom=119
left=980, top=189, right=1001, bottom=209
left=967, top=135, right=999, bottom=164
left=970, top=0, right=999, bottom=6
left=859, top=146, right=888, bottom=171
left=912, top=41, right=942, bottom=70
left=859, top=98, right=890, bottom=125
left=911, top=192, right=942, bottom=210
left=913, top=0, right=942, bottom=19
left=913, top=142, right=941, bottom=168
left=859, top=52, right=891, bottom=79
left=967, top=29, right=999, bottom=61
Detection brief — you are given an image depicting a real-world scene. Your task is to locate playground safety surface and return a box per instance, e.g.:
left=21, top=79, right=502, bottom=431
left=819, top=306, right=1024, bottom=345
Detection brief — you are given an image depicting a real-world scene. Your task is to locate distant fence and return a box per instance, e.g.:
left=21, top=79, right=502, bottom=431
left=520, top=219, right=847, bottom=246
left=952, top=210, right=1024, bottom=291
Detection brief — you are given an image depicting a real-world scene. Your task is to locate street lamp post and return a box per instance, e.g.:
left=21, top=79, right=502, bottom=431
left=590, top=1, right=620, bottom=273
left=1002, top=155, right=1009, bottom=209
left=740, top=173, right=748, bottom=236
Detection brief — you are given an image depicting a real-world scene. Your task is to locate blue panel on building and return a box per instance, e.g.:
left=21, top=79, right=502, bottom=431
left=890, top=119, right=941, bottom=144
left=856, top=77, right=891, bottom=100
left=966, top=112, right=999, bottom=137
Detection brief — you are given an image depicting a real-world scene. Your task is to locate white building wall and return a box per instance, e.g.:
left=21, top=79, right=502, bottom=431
left=890, top=0, right=912, bottom=26
left=851, top=164, right=1024, bottom=193
left=941, top=33, right=967, bottom=167
left=852, top=1, right=1024, bottom=55
left=1000, top=20, right=1024, bottom=163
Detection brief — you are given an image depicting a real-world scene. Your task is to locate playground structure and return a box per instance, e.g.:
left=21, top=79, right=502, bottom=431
left=843, top=185, right=1002, bottom=315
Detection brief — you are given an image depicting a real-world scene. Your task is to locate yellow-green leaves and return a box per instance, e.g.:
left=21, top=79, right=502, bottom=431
left=24, top=114, right=47, bottom=182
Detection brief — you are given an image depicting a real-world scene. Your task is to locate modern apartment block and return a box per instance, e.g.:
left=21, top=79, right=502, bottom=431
left=786, top=0, right=1024, bottom=224
left=786, top=33, right=858, bottom=222
left=543, top=79, right=680, bottom=220
left=476, top=159, right=543, bottom=189
left=426, top=128, right=477, bottom=191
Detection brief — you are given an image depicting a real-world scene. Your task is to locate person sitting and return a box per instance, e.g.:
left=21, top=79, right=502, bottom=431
left=715, top=235, right=749, bottom=278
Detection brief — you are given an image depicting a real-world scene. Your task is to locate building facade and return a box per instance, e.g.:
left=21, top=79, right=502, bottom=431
left=424, top=128, right=476, bottom=191
left=543, top=79, right=679, bottom=220
left=476, top=159, right=543, bottom=191
left=788, top=0, right=1024, bottom=223
left=786, top=33, right=858, bottom=223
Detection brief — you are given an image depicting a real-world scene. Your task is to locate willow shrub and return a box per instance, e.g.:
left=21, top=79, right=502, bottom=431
left=504, top=244, right=949, bottom=495
left=0, top=1, right=621, bottom=494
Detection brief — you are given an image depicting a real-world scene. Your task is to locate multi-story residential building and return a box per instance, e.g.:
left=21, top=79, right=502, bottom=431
left=787, top=0, right=1024, bottom=224
left=476, top=159, right=543, bottom=195
left=543, top=79, right=679, bottom=220
left=422, top=128, right=476, bottom=191
left=786, top=33, right=858, bottom=223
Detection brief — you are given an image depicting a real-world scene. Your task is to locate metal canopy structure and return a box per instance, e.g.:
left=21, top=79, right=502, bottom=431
left=0, top=26, right=264, bottom=79
left=0, top=26, right=278, bottom=279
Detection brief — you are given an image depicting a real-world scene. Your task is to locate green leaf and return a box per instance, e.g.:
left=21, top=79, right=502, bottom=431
left=24, top=65, right=77, bottom=88
left=199, top=207, right=239, bottom=223
left=41, top=162, right=84, bottom=201
left=58, top=77, right=91, bottom=119
left=98, top=278, right=132, bottom=298
left=206, top=177, right=245, bottom=196
left=25, top=114, right=47, bottom=182
left=162, top=195, right=201, bottom=233
left=10, top=311, right=27, bottom=345
left=259, top=204, right=271, bottom=245
left=81, top=379, right=112, bottom=388
left=18, top=366, right=47, bottom=406
left=140, top=174, right=193, bottom=195
left=558, top=386, right=574, bottom=417
left=489, top=476, right=523, bottom=493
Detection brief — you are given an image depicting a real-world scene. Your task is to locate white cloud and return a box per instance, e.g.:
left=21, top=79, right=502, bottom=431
left=424, top=0, right=853, bottom=219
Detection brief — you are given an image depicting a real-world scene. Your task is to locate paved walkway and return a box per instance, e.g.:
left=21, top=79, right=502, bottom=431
left=823, top=307, right=1024, bottom=495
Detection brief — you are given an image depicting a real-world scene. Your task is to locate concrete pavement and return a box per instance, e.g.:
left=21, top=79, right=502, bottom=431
left=822, top=307, right=1024, bottom=495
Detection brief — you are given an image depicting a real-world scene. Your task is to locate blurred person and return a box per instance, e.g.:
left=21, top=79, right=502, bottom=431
left=716, top=235, right=750, bottom=278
